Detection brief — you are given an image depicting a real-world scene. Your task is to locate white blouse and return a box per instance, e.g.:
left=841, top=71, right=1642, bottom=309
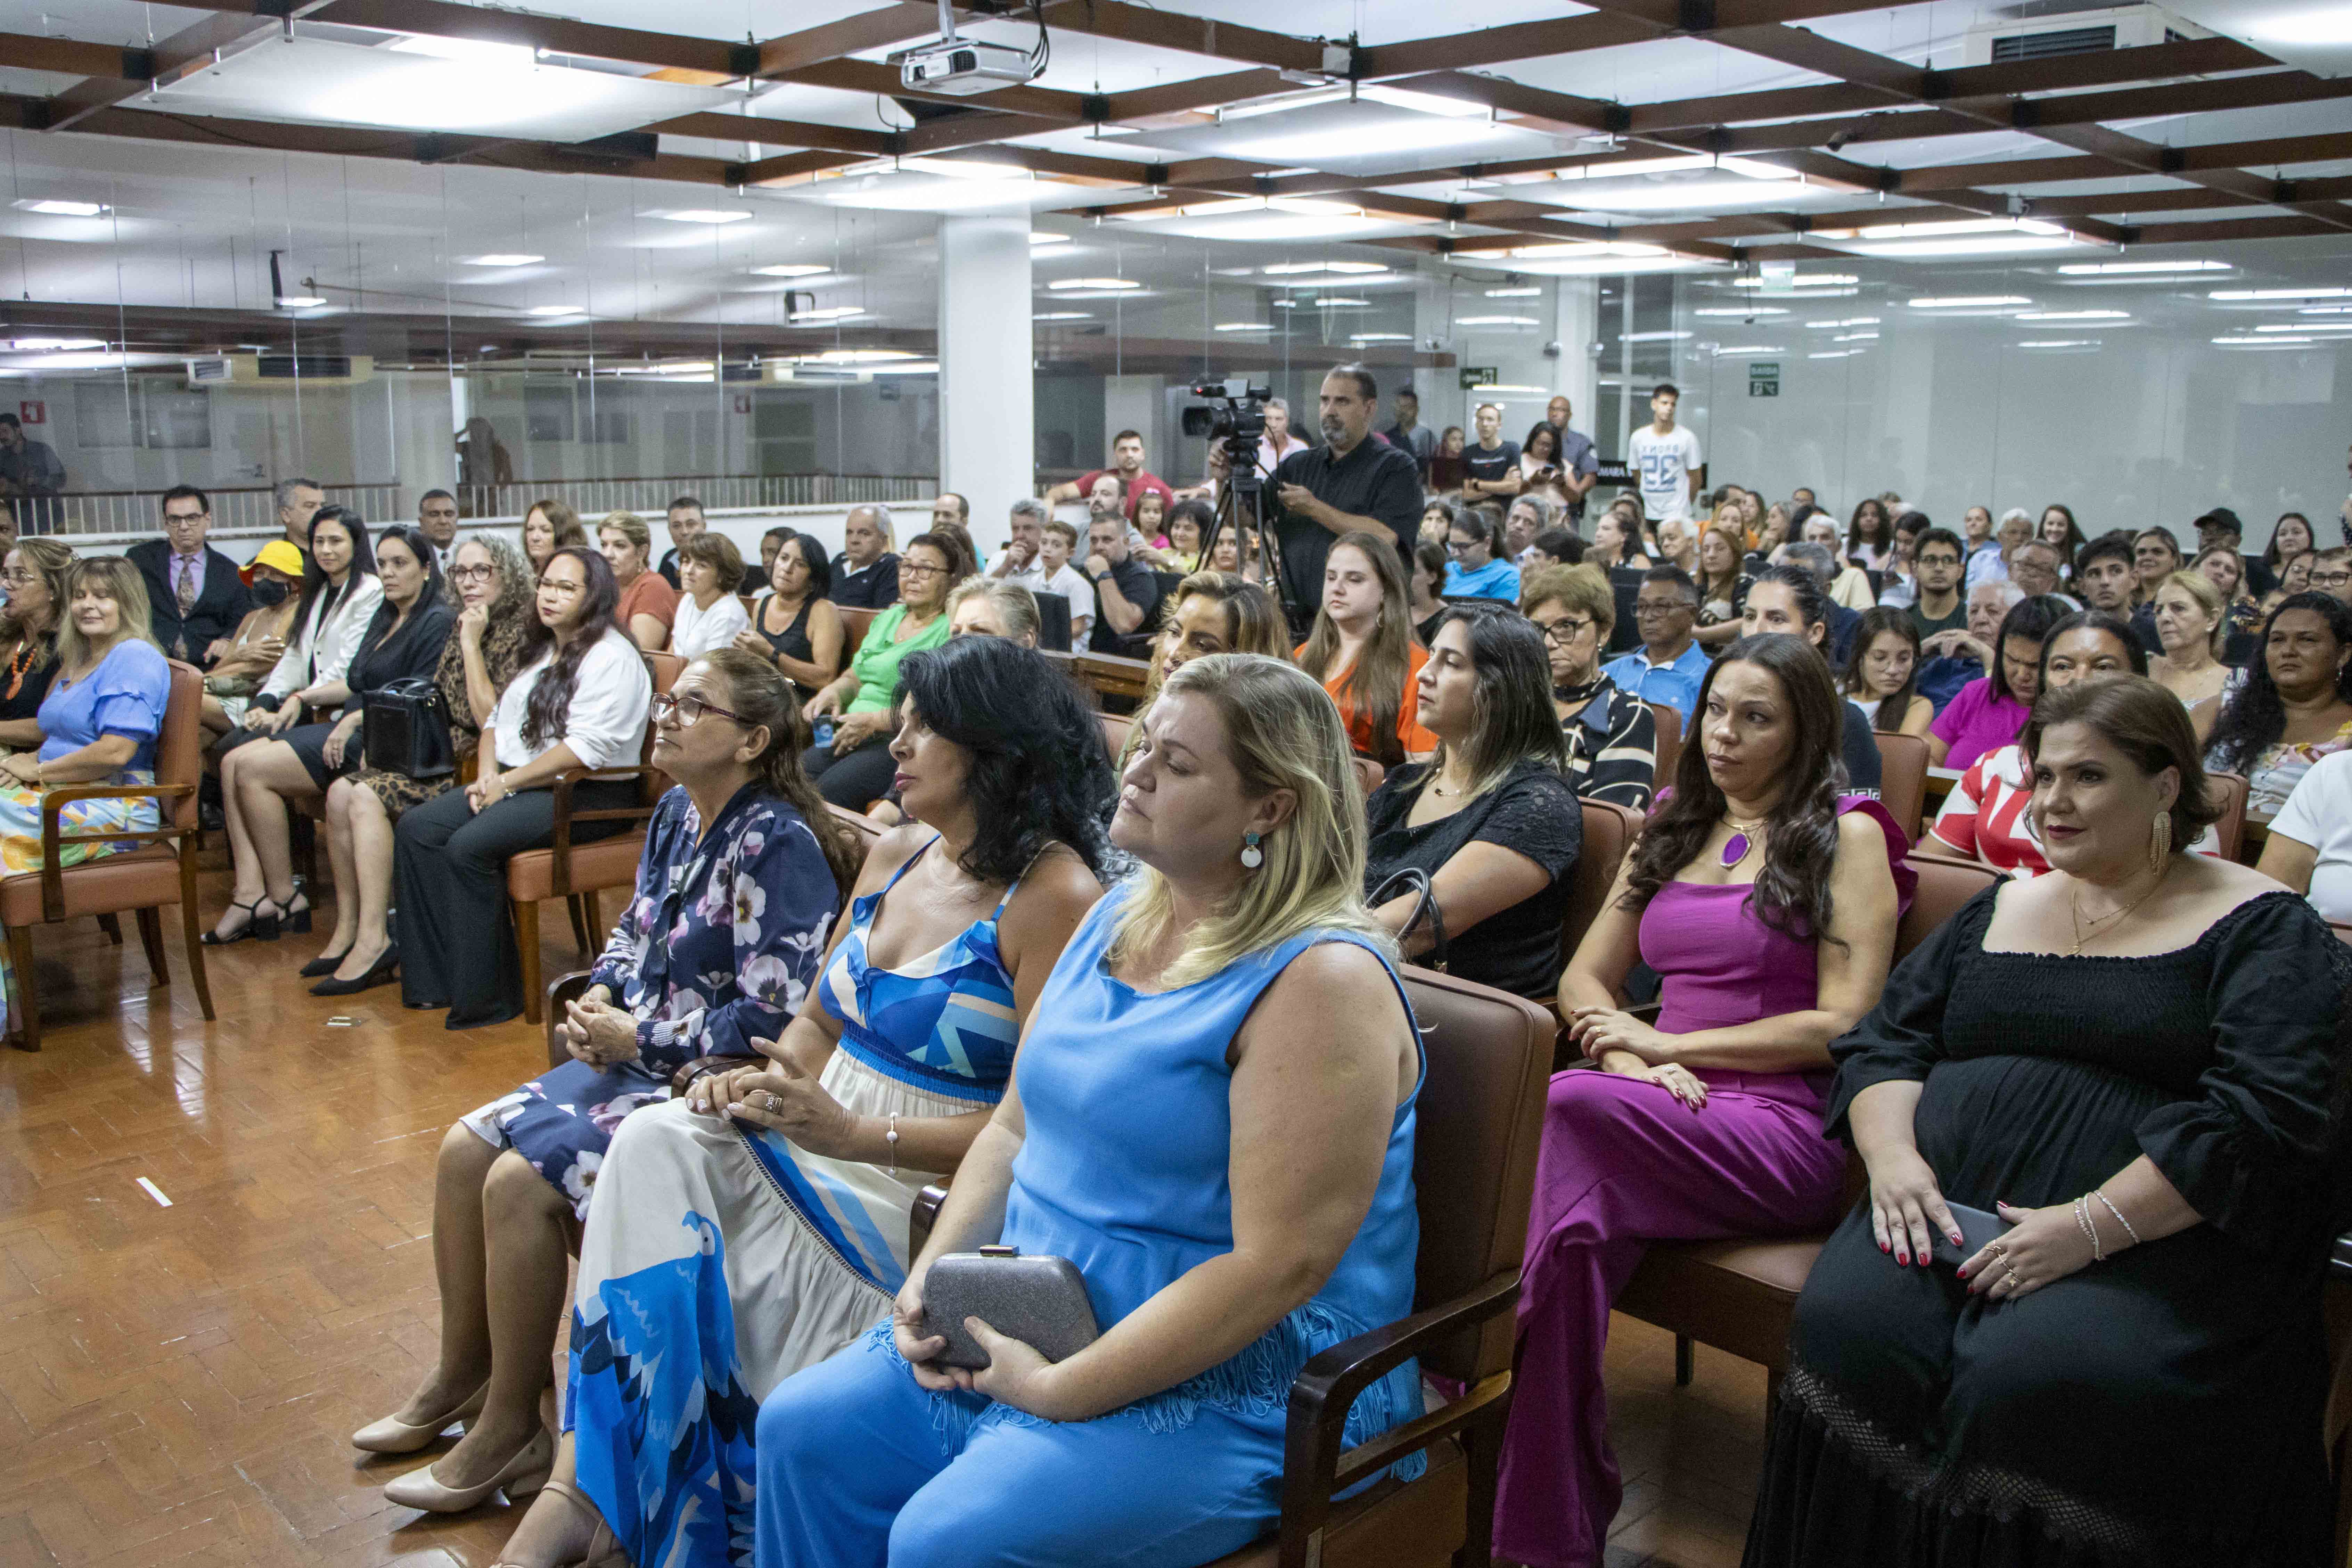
left=489, top=625, right=653, bottom=772
left=260, top=573, right=385, bottom=703
left=670, top=593, right=752, bottom=659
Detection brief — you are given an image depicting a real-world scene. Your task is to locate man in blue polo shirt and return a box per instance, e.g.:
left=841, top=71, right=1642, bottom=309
left=1443, top=508, right=1520, bottom=601
left=1600, top=566, right=1711, bottom=719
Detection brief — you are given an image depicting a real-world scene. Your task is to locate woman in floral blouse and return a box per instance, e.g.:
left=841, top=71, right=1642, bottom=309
left=351, top=649, right=861, bottom=1517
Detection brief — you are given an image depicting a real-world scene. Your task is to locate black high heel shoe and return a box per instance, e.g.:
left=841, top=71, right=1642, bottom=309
left=310, top=945, right=399, bottom=997
left=299, top=947, right=353, bottom=978
left=202, top=896, right=280, bottom=946
left=280, top=880, right=314, bottom=936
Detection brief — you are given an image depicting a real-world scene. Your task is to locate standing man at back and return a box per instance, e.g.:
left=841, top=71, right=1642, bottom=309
left=1379, top=385, right=1437, bottom=479
left=1628, top=383, right=1702, bottom=526
left=1546, top=394, right=1601, bottom=523
left=417, top=489, right=460, bottom=576
left=1046, top=430, right=1174, bottom=525
left=128, top=485, right=251, bottom=667
left=658, top=495, right=705, bottom=589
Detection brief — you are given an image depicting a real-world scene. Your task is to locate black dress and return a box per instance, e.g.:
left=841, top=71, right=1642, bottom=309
left=1361, top=757, right=1581, bottom=998
left=1745, top=886, right=2350, bottom=1568
left=0, top=637, right=58, bottom=736
left=752, top=591, right=819, bottom=698
left=281, top=599, right=457, bottom=791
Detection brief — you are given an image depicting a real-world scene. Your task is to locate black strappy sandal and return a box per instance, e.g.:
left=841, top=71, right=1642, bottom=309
left=202, top=896, right=281, bottom=946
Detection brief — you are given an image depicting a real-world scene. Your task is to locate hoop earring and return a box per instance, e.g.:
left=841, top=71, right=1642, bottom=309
left=1239, top=831, right=1264, bottom=869
left=2149, top=811, right=2171, bottom=874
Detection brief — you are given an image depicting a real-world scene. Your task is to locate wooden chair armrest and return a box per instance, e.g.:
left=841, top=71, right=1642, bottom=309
left=548, top=765, right=662, bottom=896
left=669, top=1052, right=762, bottom=1095
left=542, top=970, right=597, bottom=1068
left=38, top=783, right=196, bottom=923
left=1270, top=1270, right=1525, bottom=1568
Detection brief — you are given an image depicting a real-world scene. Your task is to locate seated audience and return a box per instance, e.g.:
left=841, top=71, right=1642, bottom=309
left=598, top=511, right=677, bottom=652
left=1591, top=507, right=1651, bottom=572
left=0, top=537, right=71, bottom=751
left=130, top=484, right=251, bottom=667
left=1905, top=527, right=1973, bottom=649
left=2133, top=525, right=2185, bottom=610
left=1737, top=566, right=1886, bottom=793
left=1296, top=530, right=1435, bottom=766
left=2261, top=549, right=2316, bottom=614
left=735, top=532, right=844, bottom=702
left=1047, top=428, right=1175, bottom=523
left=1694, top=523, right=1752, bottom=649
left=1409, top=538, right=1448, bottom=647
left=756, top=652, right=1426, bottom=1567
left=2256, top=749, right=2352, bottom=922
left=1918, top=578, right=2022, bottom=712
left=1747, top=676, right=2343, bottom=1568
left=1748, top=501, right=1790, bottom=563
left=667, top=532, right=750, bottom=658
left=1527, top=526, right=1585, bottom=570
left=1504, top=494, right=1557, bottom=568
left=2262, top=510, right=2317, bottom=593
left=1846, top=497, right=1897, bottom=572
left=1523, top=564, right=1658, bottom=808
left=0, top=558, right=173, bottom=1031
left=2198, top=590, right=2352, bottom=815
left=1028, top=518, right=1096, bottom=644
left=1800, top=515, right=1876, bottom=610
left=1428, top=423, right=1468, bottom=492
left=1443, top=507, right=1520, bottom=601
left=2311, top=546, right=2352, bottom=608
left=1926, top=592, right=2071, bottom=769
left=1083, top=514, right=1162, bottom=656
left=312, top=537, right=531, bottom=993
left=1419, top=496, right=1459, bottom=546
left=1782, top=541, right=1867, bottom=660
left=521, top=499, right=588, bottom=578
left=1842, top=607, right=1933, bottom=738
left=946, top=577, right=1041, bottom=646
left=1364, top=605, right=1581, bottom=998
left=829, top=504, right=901, bottom=610
left=197, top=541, right=302, bottom=738
left=655, top=494, right=704, bottom=588
left=362, top=651, right=863, bottom=1528
left=2148, top=568, right=2231, bottom=712
left=2190, top=544, right=2261, bottom=664
left=497, top=636, right=1113, bottom=1568
left=802, top=531, right=967, bottom=808
left=759, top=525, right=795, bottom=581
left=1497, top=632, right=1911, bottom=1568
left=2071, top=533, right=2138, bottom=621
left=2037, top=502, right=2086, bottom=580
left=1155, top=496, right=1208, bottom=574
left=1600, top=567, right=1709, bottom=720
left=1929, top=610, right=2148, bottom=877
left=394, top=547, right=651, bottom=1028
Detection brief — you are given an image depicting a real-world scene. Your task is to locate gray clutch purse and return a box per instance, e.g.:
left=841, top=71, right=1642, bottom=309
left=919, top=1245, right=1100, bottom=1371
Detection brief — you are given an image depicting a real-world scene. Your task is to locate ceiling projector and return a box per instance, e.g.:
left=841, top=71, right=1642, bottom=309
left=895, top=0, right=1047, bottom=95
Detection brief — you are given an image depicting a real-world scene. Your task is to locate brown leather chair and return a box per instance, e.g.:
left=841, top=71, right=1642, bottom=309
left=1099, top=712, right=1132, bottom=760
left=508, top=652, right=685, bottom=1025
left=911, top=970, right=1556, bottom=1568
left=838, top=607, right=879, bottom=661
left=1872, top=730, right=1929, bottom=840
left=1611, top=855, right=2000, bottom=1396
left=1646, top=702, right=1683, bottom=791
left=2207, top=770, right=2250, bottom=863
left=1072, top=651, right=1152, bottom=711
left=1534, top=798, right=1644, bottom=1059
left=3, top=660, right=214, bottom=1051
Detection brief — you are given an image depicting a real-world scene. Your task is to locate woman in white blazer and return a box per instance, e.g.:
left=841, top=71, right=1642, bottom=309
left=206, top=507, right=385, bottom=943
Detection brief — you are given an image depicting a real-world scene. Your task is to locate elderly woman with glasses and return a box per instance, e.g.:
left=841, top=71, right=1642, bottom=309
left=1523, top=564, right=1658, bottom=807
left=801, top=530, right=972, bottom=809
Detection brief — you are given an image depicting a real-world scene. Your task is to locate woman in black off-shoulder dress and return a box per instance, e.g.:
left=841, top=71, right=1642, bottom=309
left=1746, top=675, right=2352, bottom=1568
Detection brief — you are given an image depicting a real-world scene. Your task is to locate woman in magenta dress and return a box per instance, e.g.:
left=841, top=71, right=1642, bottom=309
left=1494, top=632, right=1914, bottom=1568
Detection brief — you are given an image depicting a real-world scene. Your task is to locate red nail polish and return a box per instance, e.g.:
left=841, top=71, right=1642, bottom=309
left=1895, top=1251, right=1908, bottom=1265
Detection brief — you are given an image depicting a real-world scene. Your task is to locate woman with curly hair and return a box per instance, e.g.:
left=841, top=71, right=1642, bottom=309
left=2197, top=590, right=2352, bottom=815
left=491, top=635, right=1110, bottom=1568
left=1494, top=633, right=1913, bottom=1568
left=359, top=651, right=861, bottom=1526
left=1846, top=497, right=1897, bottom=573
left=309, top=534, right=533, bottom=992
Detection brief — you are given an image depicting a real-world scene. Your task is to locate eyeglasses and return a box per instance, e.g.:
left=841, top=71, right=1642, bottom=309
left=651, top=690, right=747, bottom=728
left=1633, top=599, right=1689, bottom=618
left=450, top=564, right=495, bottom=583
left=1538, top=617, right=1595, bottom=647
left=2315, top=570, right=2352, bottom=588
left=1445, top=537, right=1474, bottom=554
left=536, top=576, right=584, bottom=596
left=898, top=561, right=948, bottom=579
left=0, top=569, right=36, bottom=586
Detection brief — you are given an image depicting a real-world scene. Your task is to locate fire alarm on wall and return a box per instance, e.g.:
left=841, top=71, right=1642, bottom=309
left=18, top=400, right=42, bottom=425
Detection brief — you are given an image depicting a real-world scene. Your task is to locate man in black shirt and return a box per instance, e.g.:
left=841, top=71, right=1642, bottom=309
left=1212, top=364, right=1421, bottom=626
left=1084, top=514, right=1161, bottom=656
left=829, top=503, right=901, bottom=610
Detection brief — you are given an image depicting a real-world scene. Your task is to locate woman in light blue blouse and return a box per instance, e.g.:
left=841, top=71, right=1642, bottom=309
left=0, top=556, right=172, bottom=1034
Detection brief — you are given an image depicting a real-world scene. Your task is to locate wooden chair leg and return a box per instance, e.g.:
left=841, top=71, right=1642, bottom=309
left=516, top=898, right=543, bottom=1025
left=578, top=890, right=603, bottom=957
left=97, top=912, right=123, bottom=945
left=1456, top=1394, right=1508, bottom=1568
left=178, top=851, right=215, bottom=1021
left=134, top=908, right=169, bottom=986
left=564, top=894, right=591, bottom=955
left=8, top=924, right=39, bottom=1051
left=1675, top=1334, right=1695, bottom=1388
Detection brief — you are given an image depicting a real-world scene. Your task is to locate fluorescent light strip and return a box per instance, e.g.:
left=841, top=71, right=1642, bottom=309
left=1694, top=307, right=1786, bottom=318
left=1711, top=345, right=1784, bottom=355
left=752, top=263, right=830, bottom=278
left=1457, top=315, right=1537, bottom=326
left=1047, top=277, right=1139, bottom=291
left=1033, top=312, right=1091, bottom=321
left=2058, top=260, right=2227, bottom=275
left=1214, top=322, right=1272, bottom=331
left=655, top=209, right=752, bottom=224
left=1733, top=274, right=1856, bottom=288
left=466, top=254, right=542, bottom=267
left=1908, top=296, right=2031, bottom=309
left=1623, top=330, right=1691, bottom=342
left=11, top=198, right=105, bottom=217
left=1485, top=287, right=1542, bottom=298
left=2210, top=287, right=2351, bottom=301
left=2018, top=339, right=2098, bottom=348
left=2014, top=310, right=2128, bottom=321
left=2213, top=334, right=2309, bottom=344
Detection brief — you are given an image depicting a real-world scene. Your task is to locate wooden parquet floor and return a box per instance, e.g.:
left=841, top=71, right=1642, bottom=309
left=0, top=860, right=1768, bottom=1568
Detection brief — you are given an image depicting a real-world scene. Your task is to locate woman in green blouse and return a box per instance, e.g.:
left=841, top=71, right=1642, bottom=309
left=802, top=530, right=971, bottom=807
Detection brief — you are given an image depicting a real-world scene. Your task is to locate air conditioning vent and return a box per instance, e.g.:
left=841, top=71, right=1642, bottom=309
left=1991, top=23, right=2116, bottom=58
left=185, top=352, right=374, bottom=387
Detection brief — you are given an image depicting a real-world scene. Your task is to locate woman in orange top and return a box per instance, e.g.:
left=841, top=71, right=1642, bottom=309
left=1295, top=531, right=1436, bottom=766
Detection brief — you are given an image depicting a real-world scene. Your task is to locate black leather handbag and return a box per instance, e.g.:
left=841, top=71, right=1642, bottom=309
left=363, top=677, right=456, bottom=779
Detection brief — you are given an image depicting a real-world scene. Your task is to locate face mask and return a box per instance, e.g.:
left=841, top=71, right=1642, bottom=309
left=250, top=579, right=289, bottom=607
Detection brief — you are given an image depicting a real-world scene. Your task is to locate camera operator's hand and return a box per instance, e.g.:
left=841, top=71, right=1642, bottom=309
left=1277, top=483, right=1328, bottom=525
left=1207, top=444, right=1231, bottom=482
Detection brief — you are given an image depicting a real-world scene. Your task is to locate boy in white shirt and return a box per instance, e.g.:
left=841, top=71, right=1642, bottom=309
left=1035, top=518, right=1095, bottom=646
left=1628, top=383, right=1703, bottom=525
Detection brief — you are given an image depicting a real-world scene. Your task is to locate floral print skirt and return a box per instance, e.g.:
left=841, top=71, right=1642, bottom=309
left=0, top=773, right=157, bottom=1021
left=461, top=1056, right=670, bottom=1220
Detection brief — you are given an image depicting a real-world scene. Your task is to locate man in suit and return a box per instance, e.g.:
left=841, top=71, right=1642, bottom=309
left=128, top=484, right=252, bottom=667
left=418, top=488, right=460, bottom=576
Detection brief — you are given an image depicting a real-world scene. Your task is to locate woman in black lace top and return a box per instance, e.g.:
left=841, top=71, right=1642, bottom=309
left=1745, top=674, right=2350, bottom=1568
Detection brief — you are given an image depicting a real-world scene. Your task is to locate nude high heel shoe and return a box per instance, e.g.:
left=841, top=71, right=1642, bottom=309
left=494, top=1478, right=628, bottom=1568
left=352, top=1379, right=489, bottom=1454
left=382, top=1426, right=554, bottom=1513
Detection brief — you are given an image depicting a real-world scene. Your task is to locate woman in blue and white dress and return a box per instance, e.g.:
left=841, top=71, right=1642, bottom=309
left=490, top=634, right=1113, bottom=1568
left=356, top=651, right=857, bottom=1518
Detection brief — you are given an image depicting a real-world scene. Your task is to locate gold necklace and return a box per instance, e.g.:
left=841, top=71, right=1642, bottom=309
left=1719, top=814, right=1768, bottom=870
left=2067, top=869, right=2166, bottom=955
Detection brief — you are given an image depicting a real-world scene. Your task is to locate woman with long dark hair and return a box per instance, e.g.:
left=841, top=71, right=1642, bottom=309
left=1296, top=529, right=1433, bottom=767
left=1842, top=606, right=1932, bottom=737
left=1494, top=633, right=1912, bottom=1568
left=735, top=531, right=843, bottom=701
left=1362, top=604, right=1580, bottom=998
left=2039, top=502, right=2086, bottom=580
left=1845, top=497, right=1896, bottom=572
left=1409, top=537, right=1448, bottom=648
left=1519, top=421, right=1572, bottom=514
left=1926, top=592, right=2072, bottom=770
left=498, top=637, right=1111, bottom=1568
left=2262, top=510, right=2317, bottom=584
left=393, top=545, right=651, bottom=1028
left=2198, top=589, right=2352, bottom=815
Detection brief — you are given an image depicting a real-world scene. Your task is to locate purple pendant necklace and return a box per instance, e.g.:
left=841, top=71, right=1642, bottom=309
left=1720, top=815, right=1767, bottom=870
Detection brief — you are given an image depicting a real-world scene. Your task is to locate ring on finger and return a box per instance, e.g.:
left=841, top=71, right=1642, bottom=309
left=760, top=1092, right=782, bottom=1113
left=2002, top=1268, right=2021, bottom=1291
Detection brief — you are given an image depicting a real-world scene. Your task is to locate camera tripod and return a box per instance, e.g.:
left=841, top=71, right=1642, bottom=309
left=1198, top=442, right=1312, bottom=641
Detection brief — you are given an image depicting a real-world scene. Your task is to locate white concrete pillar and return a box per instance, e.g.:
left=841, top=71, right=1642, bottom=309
left=937, top=214, right=1035, bottom=518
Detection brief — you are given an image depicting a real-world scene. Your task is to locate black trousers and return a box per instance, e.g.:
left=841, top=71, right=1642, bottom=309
left=392, top=777, right=636, bottom=1029
left=802, top=736, right=897, bottom=811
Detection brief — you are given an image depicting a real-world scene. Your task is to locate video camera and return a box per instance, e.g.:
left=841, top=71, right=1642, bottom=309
left=1180, top=378, right=1271, bottom=452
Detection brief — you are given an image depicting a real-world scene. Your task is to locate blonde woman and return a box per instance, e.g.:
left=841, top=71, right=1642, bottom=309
left=599, top=511, right=677, bottom=652
left=1296, top=530, right=1433, bottom=766
left=2149, top=569, right=2231, bottom=714
left=0, top=558, right=173, bottom=1030
left=757, top=653, right=1427, bottom=1566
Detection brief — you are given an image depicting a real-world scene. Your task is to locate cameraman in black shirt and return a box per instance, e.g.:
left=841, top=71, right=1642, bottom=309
left=1208, top=363, right=1423, bottom=630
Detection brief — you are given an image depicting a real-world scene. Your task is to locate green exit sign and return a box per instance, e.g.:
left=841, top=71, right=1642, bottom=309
left=1459, top=366, right=1499, bottom=390
left=1749, top=360, right=1780, bottom=397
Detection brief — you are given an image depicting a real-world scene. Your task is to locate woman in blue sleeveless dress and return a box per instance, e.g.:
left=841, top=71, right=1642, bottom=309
left=756, top=652, right=1429, bottom=1568
left=494, top=636, right=1111, bottom=1568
